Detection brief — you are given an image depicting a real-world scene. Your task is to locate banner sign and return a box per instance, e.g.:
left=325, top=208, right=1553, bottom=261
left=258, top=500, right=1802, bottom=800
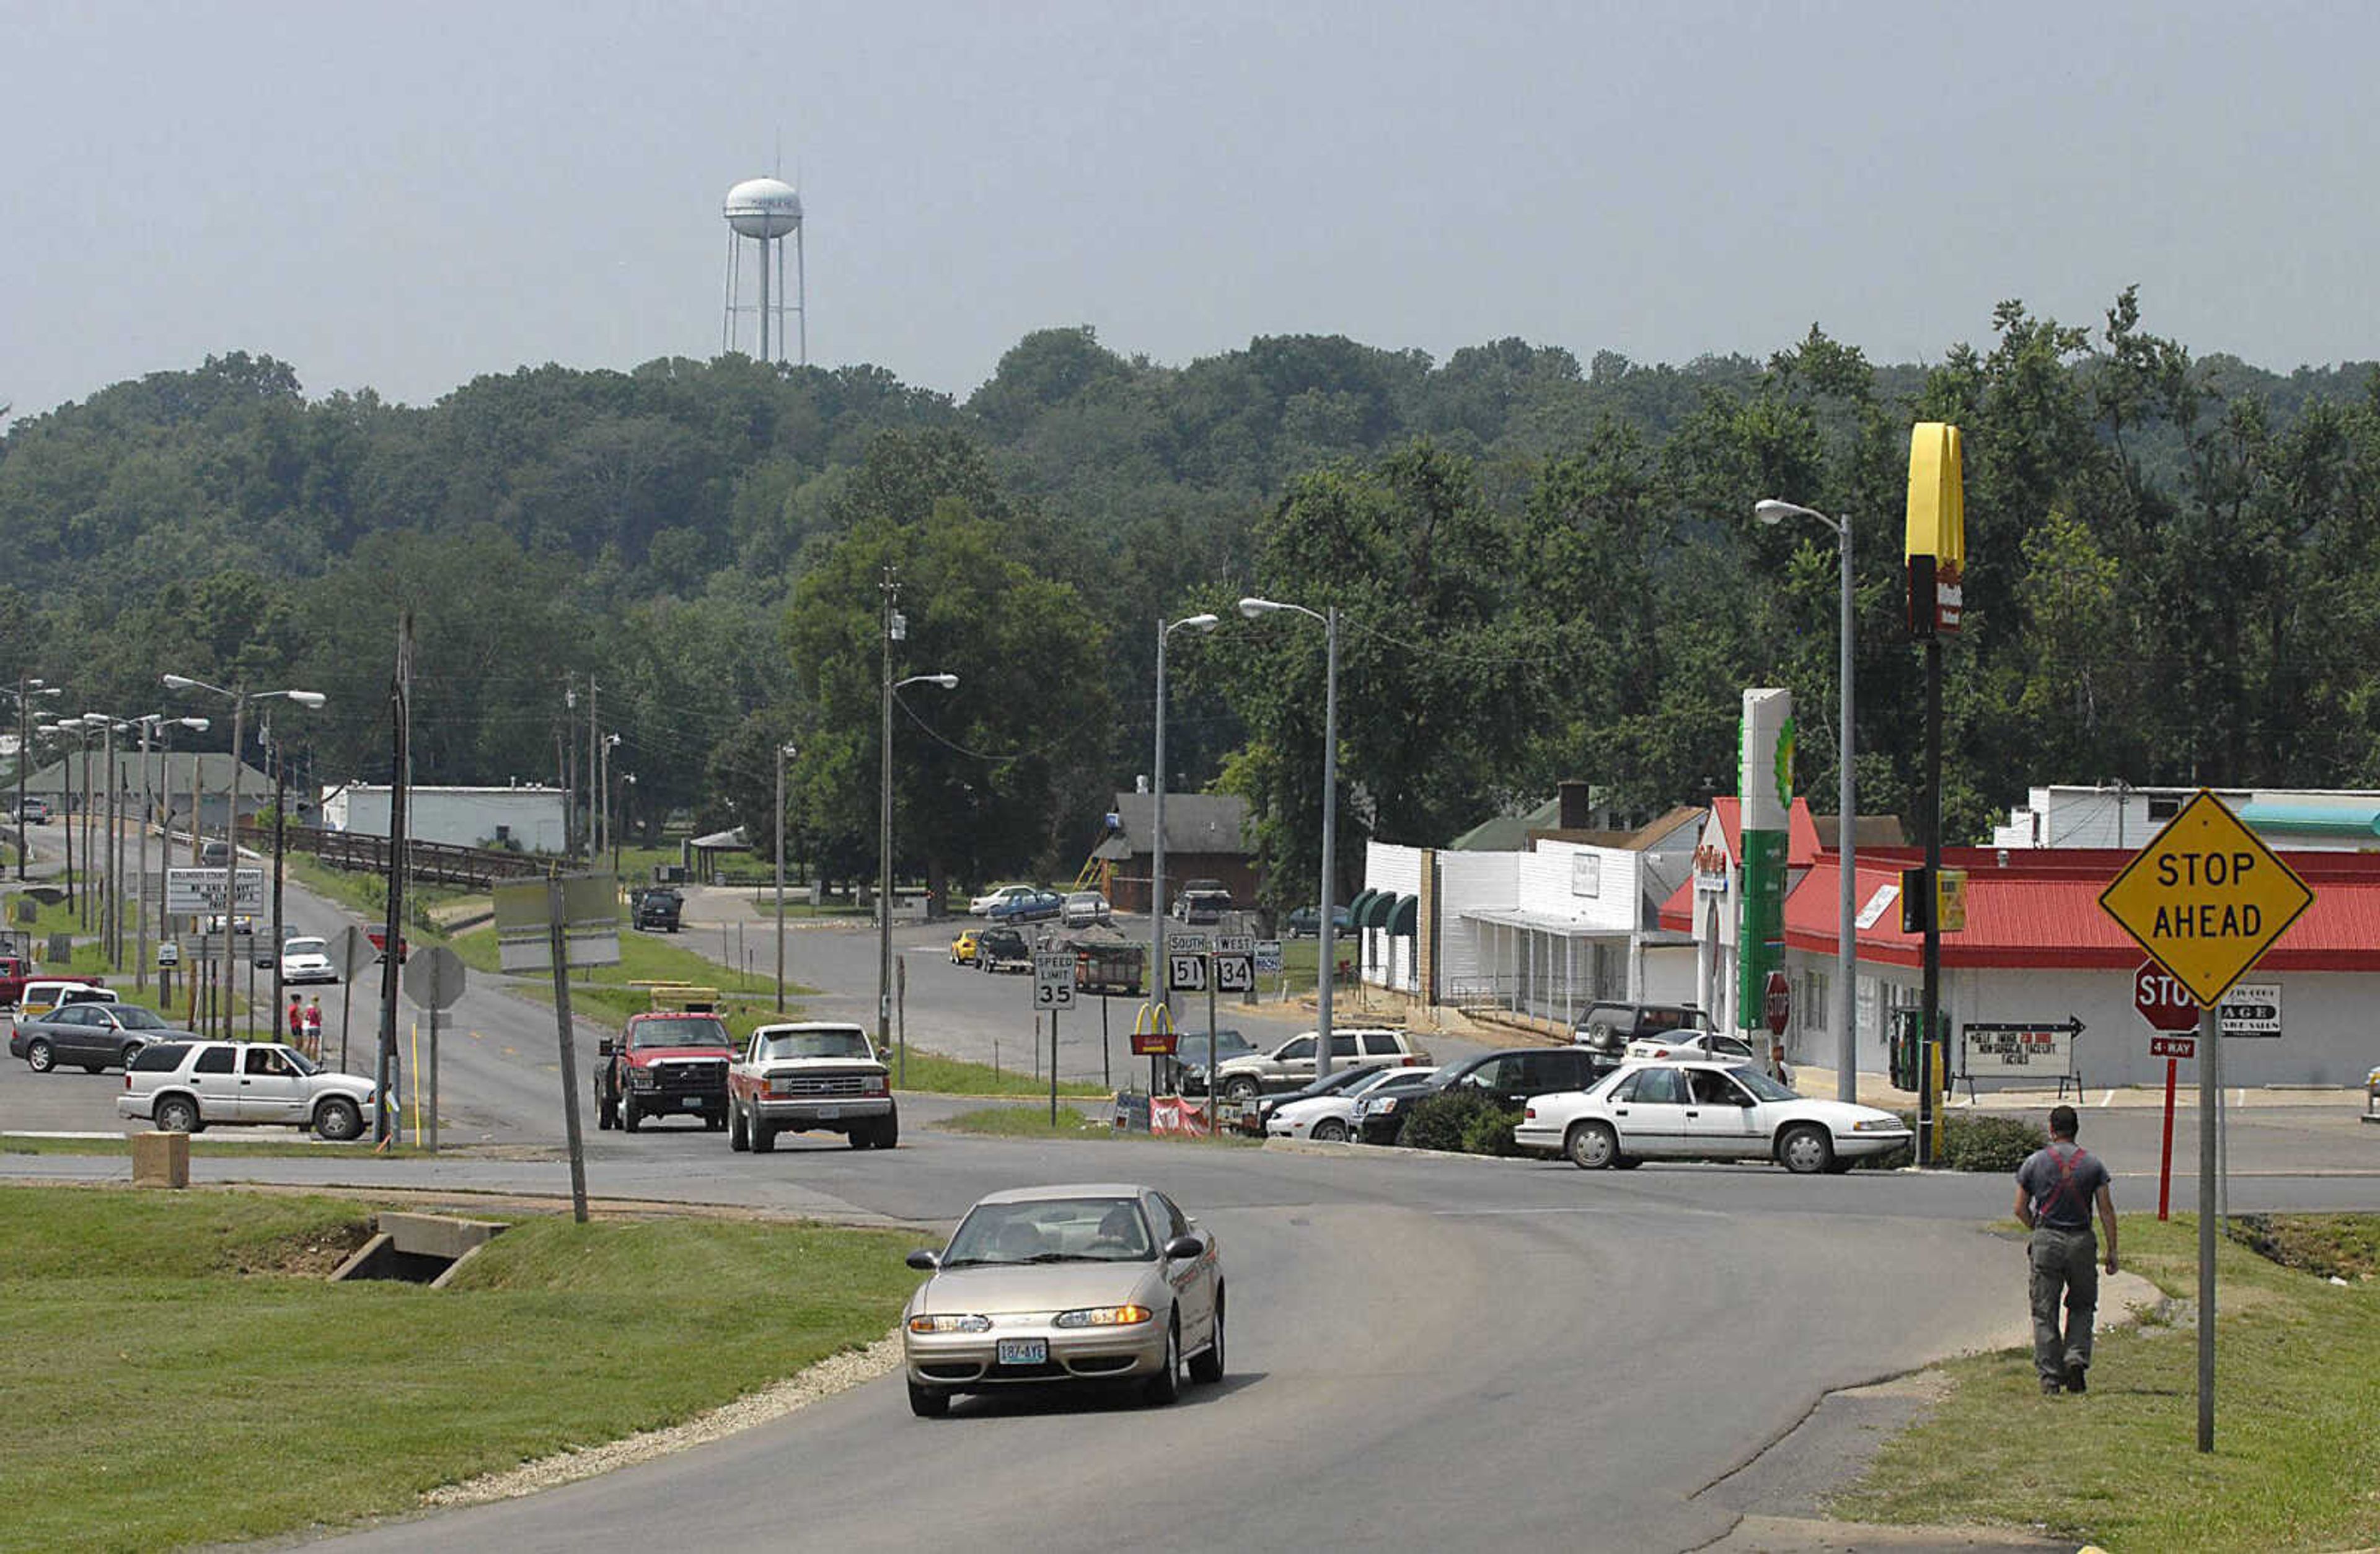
left=1959, top=1020, right=2082, bottom=1081
left=165, top=867, right=263, bottom=915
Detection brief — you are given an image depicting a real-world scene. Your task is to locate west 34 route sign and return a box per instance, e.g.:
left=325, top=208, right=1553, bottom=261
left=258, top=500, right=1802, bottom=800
left=2099, top=789, right=2314, bottom=1007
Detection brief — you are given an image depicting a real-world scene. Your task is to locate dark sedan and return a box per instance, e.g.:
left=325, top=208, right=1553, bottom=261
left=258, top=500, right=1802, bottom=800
left=11, top=1002, right=196, bottom=1073
left=1352, top=1045, right=1620, bottom=1144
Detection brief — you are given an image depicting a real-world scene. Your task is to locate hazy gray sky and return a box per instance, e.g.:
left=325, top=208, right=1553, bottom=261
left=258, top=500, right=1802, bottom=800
left=7, top=1, right=2374, bottom=419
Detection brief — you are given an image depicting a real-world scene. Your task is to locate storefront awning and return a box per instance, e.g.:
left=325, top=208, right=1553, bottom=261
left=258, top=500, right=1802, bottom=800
left=1357, top=890, right=1397, bottom=929
left=1388, top=893, right=1418, bottom=936
left=1460, top=906, right=1632, bottom=939
left=1344, top=888, right=1378, bottom=928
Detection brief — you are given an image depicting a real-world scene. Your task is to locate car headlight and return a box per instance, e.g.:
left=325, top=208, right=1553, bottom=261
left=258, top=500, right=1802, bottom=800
left=1052, top=1304, right=1153, bottom=1328
left=627, top=1071, right=657, bottom=1089
left=1373, top=1097, right=1401, bottom=1114
left=907, top=1314, right=993, bottom=1333
left=1851, top=1117, right=1902, bottom=1132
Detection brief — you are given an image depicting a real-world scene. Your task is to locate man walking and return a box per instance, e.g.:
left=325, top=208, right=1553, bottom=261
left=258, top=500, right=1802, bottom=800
left=2014, top=1104, right=2118, bottom=1394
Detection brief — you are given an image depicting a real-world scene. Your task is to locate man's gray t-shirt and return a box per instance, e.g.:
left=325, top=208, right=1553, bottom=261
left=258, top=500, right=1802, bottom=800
left=2016, top=1142, right=2110, bottom=1231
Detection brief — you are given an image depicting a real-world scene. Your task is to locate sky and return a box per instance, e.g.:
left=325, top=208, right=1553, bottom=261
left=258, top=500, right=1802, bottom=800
left=6, top=1, right=2378, bottom=420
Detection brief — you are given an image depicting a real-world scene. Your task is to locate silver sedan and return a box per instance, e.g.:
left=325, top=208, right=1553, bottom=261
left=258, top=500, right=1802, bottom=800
left=901, top=1182, right=1225, bottom=1417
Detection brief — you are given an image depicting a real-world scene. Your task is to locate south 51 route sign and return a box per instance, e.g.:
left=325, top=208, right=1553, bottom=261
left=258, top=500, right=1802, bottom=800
left=2097, top=790, right=2312, bottom=1007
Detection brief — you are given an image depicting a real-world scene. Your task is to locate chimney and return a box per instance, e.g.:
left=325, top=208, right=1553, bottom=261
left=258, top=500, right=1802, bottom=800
left=1558, top=781, right=1593, bottom=832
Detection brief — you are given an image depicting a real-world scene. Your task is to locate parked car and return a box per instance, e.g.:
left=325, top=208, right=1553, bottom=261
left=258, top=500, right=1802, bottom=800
left=279, top=936, right=338, bottom=985
left=1260, top=1065, right=1436, bottom=1142
left=987, top=889, right=1064, bottom=923
left=1209, top=1026, right=1432, bottom=1102
left=1514, top=1058, right=1912, bottom=1174
left=969, top=884, right=1039, bottom=917
left=1170, top=880, right=1233, bottom=923
left=901, top=1183, right=1223, bottom=1417
left=974, top=926, right=1033, bottom=973
left=11, top=1001, right=193, bottom=1073
left=1571, top=1000, right=1708, bottom=1054
left=1620, top=1029, right=1792, bottom=1084
left=117, top=1040, right=376, bottom=1141
left=1283, top=903, right=1352, bottom=939
left=1170, top=1028, right=1261, bottom=1094
left=1354, top=1045, right=1619, bottom=1144
left=17, top=797, right=51, bottom=824
left=1061, top=890, right=1112, bottom=929
left=949, top=926, right=982, bottom=966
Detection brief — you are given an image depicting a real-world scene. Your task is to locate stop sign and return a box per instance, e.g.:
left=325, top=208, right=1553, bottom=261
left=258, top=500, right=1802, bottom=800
left=2133, top=960, right=2199, bottom=1034
left=1763, top=969, right=1792, bottom=1036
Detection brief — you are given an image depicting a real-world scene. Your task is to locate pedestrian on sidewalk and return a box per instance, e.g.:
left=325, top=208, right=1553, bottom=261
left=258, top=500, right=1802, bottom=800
left=287, top=994, right=304, bottom=1048
left=303, top=996, right=323, bottom=1061
left=2014, top=1103, right=2119, bottom=1394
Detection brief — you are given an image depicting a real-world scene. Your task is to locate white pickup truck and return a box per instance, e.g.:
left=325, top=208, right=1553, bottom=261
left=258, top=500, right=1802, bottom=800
left=726, top=1022, right=897, bottom=1153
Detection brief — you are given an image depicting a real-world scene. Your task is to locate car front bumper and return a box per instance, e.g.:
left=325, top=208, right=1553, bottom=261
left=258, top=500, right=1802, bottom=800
left=904, top=1317, right=1168, bottom=1390
left=749, top=1095, right=892, bottom=1128
left=1832, top=1129, right=1913, bottom=1159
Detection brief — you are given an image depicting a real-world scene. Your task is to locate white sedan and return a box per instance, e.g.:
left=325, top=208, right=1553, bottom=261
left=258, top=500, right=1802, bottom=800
left=1623, top=1029, right=1760, bottom=1063
left=280, top=936, right=339, bottom=985
left=969, top=885, right=1038, bottom=917
left=1515, top=1059, right=1911, bottom=1174
left=1267, top=1066, right=1437, bottom=1143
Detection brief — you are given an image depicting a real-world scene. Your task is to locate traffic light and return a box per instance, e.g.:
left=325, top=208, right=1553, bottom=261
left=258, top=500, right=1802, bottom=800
left=1900, top=867, right=1929, bottom=934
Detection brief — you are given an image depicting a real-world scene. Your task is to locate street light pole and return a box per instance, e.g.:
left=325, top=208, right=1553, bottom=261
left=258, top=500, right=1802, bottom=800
left=878, top=669, right=958, bottom=1063
left=775, top=741, right=796, bottom=1012
left=1151, top=613, right=1219, bottom=1034
left=1757, top=499, right=1858, bottom=1102
left=1238, top=597, right=1342, bottom=1082
left=11, top=679, right=61, bottom=880
left=164, top=677, right=325, bottom=1042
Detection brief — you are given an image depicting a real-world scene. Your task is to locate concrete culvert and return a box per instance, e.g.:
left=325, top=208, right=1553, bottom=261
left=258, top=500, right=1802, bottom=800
left=331, top=1212, right=508, bottom=1286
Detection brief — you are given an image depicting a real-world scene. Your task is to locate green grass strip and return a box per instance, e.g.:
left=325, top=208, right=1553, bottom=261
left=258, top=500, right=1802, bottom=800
left=1831, top=1214, right=2380, bottom=1552
left=0, top=1185, right=917, bottom=1553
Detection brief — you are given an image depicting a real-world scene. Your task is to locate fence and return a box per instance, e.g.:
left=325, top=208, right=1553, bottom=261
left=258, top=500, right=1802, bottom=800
left=244, top=822, right=547, bottom=890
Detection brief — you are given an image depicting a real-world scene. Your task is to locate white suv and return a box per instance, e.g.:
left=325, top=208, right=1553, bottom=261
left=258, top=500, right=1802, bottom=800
left=1210, top=1027, right=1431, bottom=1102
left=118, top=1040, right=377, bottom=1141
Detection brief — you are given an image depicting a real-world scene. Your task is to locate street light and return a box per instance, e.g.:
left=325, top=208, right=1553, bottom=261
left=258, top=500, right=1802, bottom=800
left=6, top=678, right=63, bottom=880
left=775, top=741, right=798, bottom=1012
left=132, top=714, right=208, bottom=991
left=1150, top=613, right=1219, bottom=1037
left=81, top=713, right=130, bottom=968
left=879, top=670, right=958, bottom=1071
left=162, top=675, right=327, bottom=1039
left=1238, top=596, right=1342, bottom=1082
left=1756, top=498, right=1857, bottom=1104
left=36, top=721, right=94, bottom=918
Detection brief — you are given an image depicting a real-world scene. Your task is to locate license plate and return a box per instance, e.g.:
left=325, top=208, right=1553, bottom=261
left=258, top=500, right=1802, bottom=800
left=682, top=1096, right=706, bottom=1110
left=996, top=1338, right=1046, bottom=1366
left=815, top=1104, right=840, bottom=1119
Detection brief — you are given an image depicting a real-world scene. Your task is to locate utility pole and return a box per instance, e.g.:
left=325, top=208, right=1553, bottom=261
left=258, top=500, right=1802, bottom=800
left=878, top=564, right=897, bottom=1057
left=270, top=719, right=288, bottom=1036
left=376, top=614, right=414, bottom=1146
left=775, top=740, right=793, bottom=1011
left=586, top=675, right=599, bottom=863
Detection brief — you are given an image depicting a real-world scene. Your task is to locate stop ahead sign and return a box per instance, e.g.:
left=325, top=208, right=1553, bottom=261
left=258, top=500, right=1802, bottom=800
left=1763, top=969, right=1791, bottom=1036
left=2133, top=960, right=2199, bottom=1034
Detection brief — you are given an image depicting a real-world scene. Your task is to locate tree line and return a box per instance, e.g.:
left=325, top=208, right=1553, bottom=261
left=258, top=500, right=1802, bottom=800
left=3, top=288, right=2376, bottom=909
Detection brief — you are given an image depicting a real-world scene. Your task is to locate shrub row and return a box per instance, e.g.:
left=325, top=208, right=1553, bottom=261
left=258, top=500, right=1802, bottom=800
left=1393, top=1092, right=2044, bottom=1172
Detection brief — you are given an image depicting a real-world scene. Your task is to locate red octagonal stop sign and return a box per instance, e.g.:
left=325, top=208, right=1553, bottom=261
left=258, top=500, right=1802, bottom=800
left=2133, top=959, right=2199, bottom=1034
left=1763, top=969, right=1792, bottom=1036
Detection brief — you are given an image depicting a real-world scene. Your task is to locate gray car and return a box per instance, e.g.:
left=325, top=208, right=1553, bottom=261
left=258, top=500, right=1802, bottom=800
left=10, top=1001, right=194, bottom=1073
left=901, top=1183, right=1225, bottom=1417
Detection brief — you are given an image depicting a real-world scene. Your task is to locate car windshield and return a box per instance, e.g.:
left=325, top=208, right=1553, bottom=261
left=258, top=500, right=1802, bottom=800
left=942, top=1197, right=1155, bottom=1266
left=273, top=1045, right=320, bottom=1076
left=1179, top=1030, right=1257, bottom=1066
left=284, top=938, right=326, bottom=956
left=1727, top=1065, right=1799, bottom=1102
left=1285, top=1066, right=1382, bottom=1102
left=114, top=1007, right=172, bottom=1030
left=633, top=1017, right=732, bottom=1050
left=759, top=1029, right=871, bottom=1061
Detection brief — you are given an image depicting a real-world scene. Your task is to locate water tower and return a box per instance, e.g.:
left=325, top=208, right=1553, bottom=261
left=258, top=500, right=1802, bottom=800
left=721, top=176, right=804, bottom=366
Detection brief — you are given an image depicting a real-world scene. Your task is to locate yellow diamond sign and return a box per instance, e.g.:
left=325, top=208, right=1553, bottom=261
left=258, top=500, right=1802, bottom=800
left=2098, top=789, right=2314, bottom=1007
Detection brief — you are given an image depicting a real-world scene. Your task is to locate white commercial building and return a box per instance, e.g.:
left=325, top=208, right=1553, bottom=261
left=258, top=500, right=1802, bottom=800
left=321, top=783, right=568, bottom=854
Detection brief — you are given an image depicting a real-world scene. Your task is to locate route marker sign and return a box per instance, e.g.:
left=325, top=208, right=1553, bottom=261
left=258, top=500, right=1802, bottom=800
left=2097, top=789, right=2312, bottom=1007
left=1213, top=953, right=1254, bottom=994
left=1166, top=953, right=1207, bottom=993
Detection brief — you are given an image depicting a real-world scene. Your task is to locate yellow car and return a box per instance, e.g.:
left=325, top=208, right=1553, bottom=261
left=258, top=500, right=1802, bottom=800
left=949, top=928, right=981, bottom=967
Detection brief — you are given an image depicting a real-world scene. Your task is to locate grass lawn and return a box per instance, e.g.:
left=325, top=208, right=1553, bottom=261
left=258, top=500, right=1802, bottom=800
left=889, top=1048, right=1109, bottom=1098
left=0, top=1185, right=919, bottom=1553
left=937, top=1105, right=1108, bottom=1137
left=1831, top=1213, right=2380, bottom=1552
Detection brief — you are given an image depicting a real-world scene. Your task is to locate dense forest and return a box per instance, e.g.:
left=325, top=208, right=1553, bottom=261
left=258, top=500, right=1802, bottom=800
left=5, top=288, right=2379, bottom=908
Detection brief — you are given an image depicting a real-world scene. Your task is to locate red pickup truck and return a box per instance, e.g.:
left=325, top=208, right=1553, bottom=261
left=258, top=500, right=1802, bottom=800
left=0, top=957, right=102, bottom=1011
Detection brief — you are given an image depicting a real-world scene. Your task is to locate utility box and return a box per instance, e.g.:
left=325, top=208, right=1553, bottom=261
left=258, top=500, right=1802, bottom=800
left=132, top=1131, right=191, bottom=1189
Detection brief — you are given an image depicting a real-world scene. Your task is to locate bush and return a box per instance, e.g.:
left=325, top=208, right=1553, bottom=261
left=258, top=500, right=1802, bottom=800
left=1460, top=1104, right=1523, bottom=1157
left=1875, top=1110, right=2047, bottom=1172
left=1398, top=1089, right=1511, bottom=1153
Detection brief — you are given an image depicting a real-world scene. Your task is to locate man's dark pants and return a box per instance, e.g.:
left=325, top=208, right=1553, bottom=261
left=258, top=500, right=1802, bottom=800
left=2029, top=1224, right=2098, bottom=1384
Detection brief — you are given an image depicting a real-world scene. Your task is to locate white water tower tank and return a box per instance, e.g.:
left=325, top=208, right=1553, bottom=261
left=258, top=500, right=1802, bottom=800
left=721, top=176, right=806, bottom=364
